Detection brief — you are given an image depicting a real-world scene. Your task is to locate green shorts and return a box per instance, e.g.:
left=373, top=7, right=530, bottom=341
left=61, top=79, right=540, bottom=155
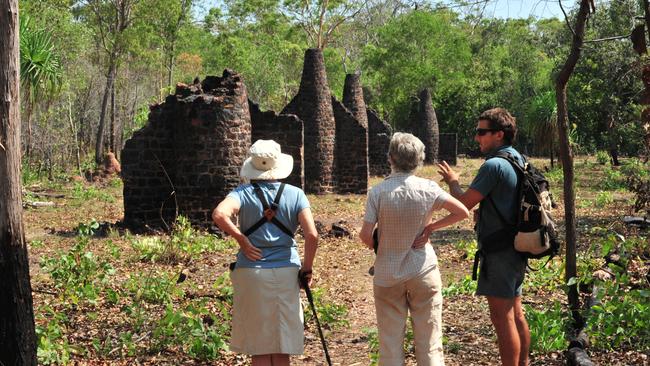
left=475, top=246, right=527, bottom=298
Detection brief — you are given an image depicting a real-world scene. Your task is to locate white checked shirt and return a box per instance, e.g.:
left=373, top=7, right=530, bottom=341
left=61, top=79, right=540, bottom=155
left=364, top=173, right=450, bottom=287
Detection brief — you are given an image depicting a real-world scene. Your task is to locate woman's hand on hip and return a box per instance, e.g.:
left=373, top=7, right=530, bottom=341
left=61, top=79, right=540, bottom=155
left=412, top=228, right=430, bottom=249
left=236, top=235, right=262, bottom=261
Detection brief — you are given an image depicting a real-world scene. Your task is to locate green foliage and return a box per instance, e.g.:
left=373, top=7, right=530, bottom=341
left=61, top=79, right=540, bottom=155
left=622, top=158, right=650, bottom=214
left=599, top=167, right=626, bottom=190
left=130, top=216, right=233, bottom=263
left=588, top=281, right=650, bottom=351
left=525, top=302, right=569, bottom=352
left=19, top=14, right=63, bottom=102
left=364, top=327, right=380, bottom=365
left=544, top=166, right=564, bottom=186
left=594, top=191, right=614, bottom=208
left=36, top=306, right=75, bottom=365
left=524, top=258, right=564, bottom=292
left=41, top=226, right=115, bottom=306
left=304, top=287, right=350, bottom=329
left=125, top=271, right=184, bottom=304
left=152, top=300, right=230, bottom=359
left=364, top=318, right=415, bottom=365
left=595, top=151, right=609, bottom=165
left=442, top=275, right=476, bottom=297
left=72, top=183, right=115, bottom=203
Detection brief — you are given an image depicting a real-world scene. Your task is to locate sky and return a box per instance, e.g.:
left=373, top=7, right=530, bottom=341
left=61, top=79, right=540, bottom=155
left=482, top=0, right=578, bottom=19
left=194, top=0, right=580, bottom=21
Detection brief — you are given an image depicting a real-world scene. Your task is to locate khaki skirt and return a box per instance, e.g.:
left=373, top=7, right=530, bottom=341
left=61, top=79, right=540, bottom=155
left=230, top=266, right=304, bottom=355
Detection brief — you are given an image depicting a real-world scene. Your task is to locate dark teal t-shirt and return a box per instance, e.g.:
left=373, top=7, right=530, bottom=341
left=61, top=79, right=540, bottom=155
left=227, top=182, right=310, bottom=268
left=469, top=145, right=524, bottom=245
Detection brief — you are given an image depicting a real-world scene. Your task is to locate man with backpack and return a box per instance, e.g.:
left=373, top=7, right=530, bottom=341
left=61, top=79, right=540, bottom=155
left=437, top=108, right=530, bottom=366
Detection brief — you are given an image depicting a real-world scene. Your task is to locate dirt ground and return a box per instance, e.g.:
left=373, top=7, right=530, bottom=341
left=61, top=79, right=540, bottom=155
left=23, top=157, right=649, bottom=365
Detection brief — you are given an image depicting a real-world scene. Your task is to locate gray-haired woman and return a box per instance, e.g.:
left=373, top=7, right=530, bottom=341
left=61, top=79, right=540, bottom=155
left=360, top=132, right=469, bottom=366
left=212, top=139, right=318, bottom=366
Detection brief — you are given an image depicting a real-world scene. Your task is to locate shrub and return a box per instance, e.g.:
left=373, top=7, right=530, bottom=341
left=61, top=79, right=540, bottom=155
left=595, top=150, right=609, bottom=165
left=526, top=301, right=569, bottom=352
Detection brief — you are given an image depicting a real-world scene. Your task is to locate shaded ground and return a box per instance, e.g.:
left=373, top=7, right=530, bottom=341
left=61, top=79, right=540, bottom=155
left=23, top=157, right=649, bottom=365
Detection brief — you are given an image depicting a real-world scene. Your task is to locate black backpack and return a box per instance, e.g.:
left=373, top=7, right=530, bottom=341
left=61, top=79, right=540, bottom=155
left=472, top=151, right=561, bottom=279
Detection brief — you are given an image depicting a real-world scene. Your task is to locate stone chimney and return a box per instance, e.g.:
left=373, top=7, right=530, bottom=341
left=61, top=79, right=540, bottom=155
left=282, top=48, right=335, bottom=194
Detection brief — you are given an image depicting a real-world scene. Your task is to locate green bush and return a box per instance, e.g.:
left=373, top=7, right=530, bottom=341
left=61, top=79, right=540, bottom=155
left=130, top=216, right=234, bottom=263
left=595, top=150, right=609, bottom=165
left=36, top=306, right=75, bottom=365
left=443, top=275, right=476, bottom=297
left=526, top=301, right=569, bottom=352
left=72, top=182, right=115, bottom=203
left=125, top=271, right=184, bottom=304
left=588, top=281, right=650, bottom=351
left=599, top=167, right=626, bottom=190
left=152, top=301, right=230, bottom=360
left=304, top=287, right=350, bottom=329
left=594, top=191, right=614, bottom=207
left=41, top=230, right=115, bottom=306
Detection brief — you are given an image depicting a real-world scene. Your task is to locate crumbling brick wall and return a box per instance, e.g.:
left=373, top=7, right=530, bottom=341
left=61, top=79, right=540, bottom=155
left=367, top=109, right=392, bottom=176
left=122, top=70, right=250, bottom=229
left=282, top=49, right=335, bottom=194
left=332, top=97, right=368, bottom=193
left=249, top=99, right=304, bottom=189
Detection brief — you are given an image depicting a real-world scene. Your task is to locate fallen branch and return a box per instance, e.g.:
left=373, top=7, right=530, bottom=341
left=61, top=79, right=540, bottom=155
left=25, top=201, right=55, bottom=208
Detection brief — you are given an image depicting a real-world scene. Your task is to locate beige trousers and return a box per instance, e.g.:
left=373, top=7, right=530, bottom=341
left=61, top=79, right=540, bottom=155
left=373, top=267, right=445, bottom=366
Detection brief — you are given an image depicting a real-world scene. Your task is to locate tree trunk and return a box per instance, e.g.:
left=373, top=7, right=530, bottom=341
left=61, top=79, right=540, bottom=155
left=167, top=52, right=175, bottom=89
left=638, top=0, right=650, bottom=157
left=555, top=0, right=591, bottom=323
left=95, top=55, right=117, bottom=165
left=607, top=113, right=620, bottom=166
left=0, top=1, right=38, bottom=364
left=110, top=77, right=116, bottom=153
left=550, top=139, right=554, bottom=169
left=23, top=84, right=33, bottom=159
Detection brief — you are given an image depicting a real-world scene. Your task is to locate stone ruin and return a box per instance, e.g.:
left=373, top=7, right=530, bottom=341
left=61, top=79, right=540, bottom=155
left=121, top=70, right=250, bottom=228
left=402, top=88, right=459, bottom=165
left=121, top=50, right=397, bottom=228
left=281, top=49, right=337, bottom=194
left=367, top=108, right=392, bottom=176
left=248, top=99, right=304, bottom=189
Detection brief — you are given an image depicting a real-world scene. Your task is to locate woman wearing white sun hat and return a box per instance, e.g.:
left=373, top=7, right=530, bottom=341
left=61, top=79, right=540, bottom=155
left=212, top=139, right=319, bottom=366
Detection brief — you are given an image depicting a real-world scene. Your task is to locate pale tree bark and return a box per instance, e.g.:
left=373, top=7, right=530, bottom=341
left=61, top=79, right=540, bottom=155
left=93, top=0, right=135, bottom=165
left=555, top=0, right=592, bottom=321
left=0, top=0, right=38, bottom=364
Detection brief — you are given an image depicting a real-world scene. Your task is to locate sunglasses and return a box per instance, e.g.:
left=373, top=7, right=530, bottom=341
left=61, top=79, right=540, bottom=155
left=475, top=128, right=502, bottom=136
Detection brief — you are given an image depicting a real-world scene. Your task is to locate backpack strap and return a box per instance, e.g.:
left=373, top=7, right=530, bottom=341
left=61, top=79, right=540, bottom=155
left=243, top=183, right=295, bottom=238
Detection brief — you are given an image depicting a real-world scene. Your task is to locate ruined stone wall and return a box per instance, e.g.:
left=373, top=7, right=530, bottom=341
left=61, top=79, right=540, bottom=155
left=332, top=97, right=368, bottom=193
left=122, top=70, right=250, bottom=229
left=282, top=49, right=335, bottom=194
left=407, top=89, right=439, bottom=164
left=367, top=109, right=392, bottom=176
left=439, top=133, right=458, bottom=166
left=249, top=100, right=304, bottom=189
left=342, top=74, right=368, bottom=128
left=121, top=105, right=177, bottom=227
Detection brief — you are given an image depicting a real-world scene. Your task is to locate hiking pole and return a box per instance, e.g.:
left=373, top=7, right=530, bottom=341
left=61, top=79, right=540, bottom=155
left=299, top=272, right=332, bottom=366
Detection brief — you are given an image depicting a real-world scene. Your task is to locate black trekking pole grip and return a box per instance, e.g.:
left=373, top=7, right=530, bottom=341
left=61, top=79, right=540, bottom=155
left=299, top=272, right=332, bottom=366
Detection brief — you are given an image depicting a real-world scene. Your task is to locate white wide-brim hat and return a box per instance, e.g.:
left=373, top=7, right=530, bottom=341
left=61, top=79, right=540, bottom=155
left=240, top=139, right=294, bottom=180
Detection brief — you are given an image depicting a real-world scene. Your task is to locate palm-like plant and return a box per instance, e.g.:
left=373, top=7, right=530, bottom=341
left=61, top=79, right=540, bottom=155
left=19, top=14, right=62, bottom=158
left=528, top=91, right=558, bottom=168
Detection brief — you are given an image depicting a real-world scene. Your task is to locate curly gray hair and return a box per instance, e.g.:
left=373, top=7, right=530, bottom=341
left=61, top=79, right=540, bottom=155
left=388, top=132, right=425, bottom=173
